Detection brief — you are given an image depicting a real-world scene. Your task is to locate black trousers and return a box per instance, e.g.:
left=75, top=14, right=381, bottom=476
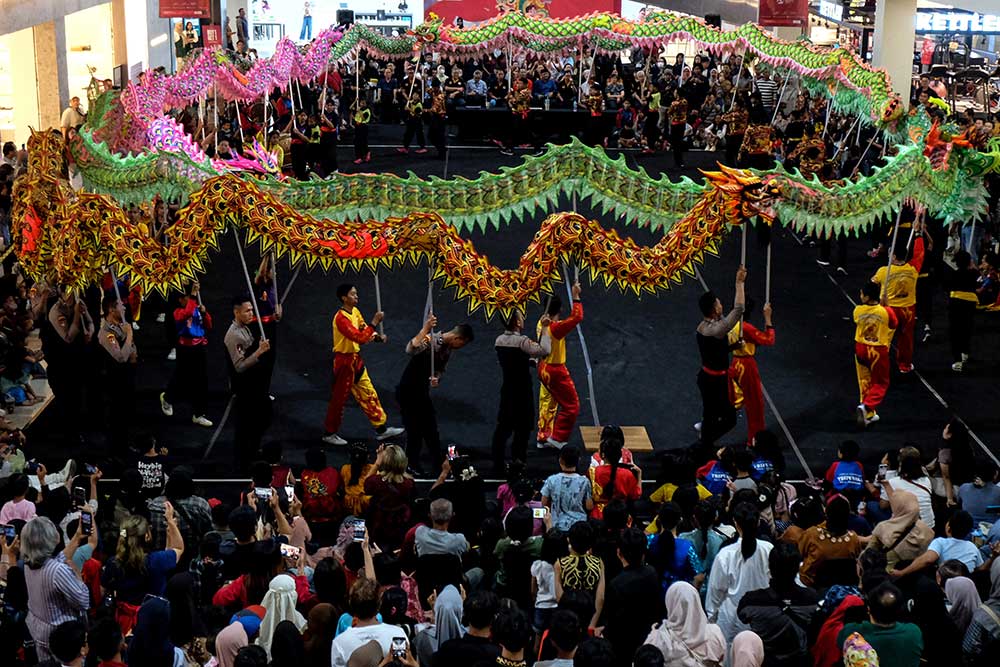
left=725, top=135, right=743, bottom=166
left=819, top=233, right=848, bottom=267
left=165, top=345, right=208, bottom=416
left=104, top=364, right=136, bottom=458
left=290, top=142, right=308, bottom=180
left=670, top=123, right=685, bottom=166
left=491, top=396, right=533, bottom=469
left=698, top=369, right=736, bottom=448
left=429, top=115, right=446, bottom=156
left=48, top=355, right=83, bottom=441
left=402, top=117, right=425, bottom=148
left=948, top=298, right=975, bottom=362
left=234, top=386, right=272, bottom=472
left=397, top=386, right=440, bottom=467
left=319, top=132, right=338, bottom=175
left=916, top=274, right=934, bottom=328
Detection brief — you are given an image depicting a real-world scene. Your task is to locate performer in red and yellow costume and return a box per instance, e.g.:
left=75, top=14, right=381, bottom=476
left=322, top=283, right=404, bottom=445
left=727, top=302, right=775, bottom=443
left=854, top=282, right=898, bottom=427
left=537, top=281, right=583, bottom=448
left=871, top=218, right=925, bottom=373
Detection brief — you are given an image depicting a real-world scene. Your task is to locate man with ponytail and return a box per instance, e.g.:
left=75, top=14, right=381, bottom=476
left=706, top=502, right=773, bottom=642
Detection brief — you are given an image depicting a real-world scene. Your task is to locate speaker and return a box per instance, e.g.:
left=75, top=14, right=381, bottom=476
left=336, top=9, right=355, bottom=25
left=705, top=14, right=722, bottom=29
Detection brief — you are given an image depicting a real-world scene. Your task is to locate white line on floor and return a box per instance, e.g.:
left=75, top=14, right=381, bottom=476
left=819, top=260, right=998, bottom=464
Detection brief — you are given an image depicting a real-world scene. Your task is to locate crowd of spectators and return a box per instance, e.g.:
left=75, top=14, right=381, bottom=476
left=0, top=422, right=998, bottom=667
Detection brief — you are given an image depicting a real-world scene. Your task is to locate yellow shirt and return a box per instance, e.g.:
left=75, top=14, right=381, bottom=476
left=333, top=306, right=375, bottom=354
left=645, top=482, right=713, bottom=534
left=853, top=304, right=895, bottom=348
left=872, top=263, right=919, bottom=307
left=536, top=302, right=583, bottom=365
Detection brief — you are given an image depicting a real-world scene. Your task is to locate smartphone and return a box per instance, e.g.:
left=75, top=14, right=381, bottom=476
left=532, top=507, right=546, bottom=519
left=284, top=485, right=295, bottom=501
left=80, top=512, right=93, bottom=536
left=447, top=445, right=457, bottom=460
left=25, top=460, right=39, bottom=475
left=84, top=464, right=97, bottom=475
left=254, top=487, right=273, bottom=500
left=353, top=520, right=366, bottom=542
left=280, top=543, right=301, bottom=561
left=72, top=487, right=87, bottom=509
left=391, top=637, right=407, bottom=659
left=877, top=463, right=888, bottom=481
left=2, top=524, right=15, bottom=546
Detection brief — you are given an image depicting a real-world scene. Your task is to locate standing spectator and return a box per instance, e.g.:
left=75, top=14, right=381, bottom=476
left=236, top=7, right=248, bottom=43
left=341, top=442, right=374, bottom=518
left=148, top=467, right=210, bottom=560
left=541, top=445, right=593, bottom=531
left=98, top=295, right=137, bottom=457
left=492, top=608, right=533, bottom=667
left=60, top=97, right=85, bottom=137
left=330, top=578, right=405, bottom=666
left=128, top=597, right=189, bottom=667
left=554, top=521, right=605, bottom=630
left=603, top=528, right=665, bottom=665
left=754, top=71, right=778, bottom=118
left=160, top=282, right=214, bottom=428
left=22, top=516, right=91, bottom=661
left=300, top=447, right=342, bottom=530
left=432, top=591, right=501, bottom=666
left=45, top=286, right=94, bottom=442
left=48, top=620, right=88, bottom=667
left=363, top=444, right=415, bottom=550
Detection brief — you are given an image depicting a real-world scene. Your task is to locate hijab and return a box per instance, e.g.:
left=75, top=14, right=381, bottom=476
left=731, top=631, right=764, bottom=667
left=216, top=622, right=249, bottom=667
left=870, top=490, right=933, bottom=561
left=946, top=576, right=981, bottom=632
left=257, top=574, right=307, bottom=658
left=414, top=584, right=466, bottom=666
left=269, top=620, right=306, bottom=666
left=129, top=597, right=178, bottom=667
left=812, top=594, right=865, bottom=667
left=841, top=631, right=879, bottom=667
left=303, top=603, right=337, bottom=667
left=644, top=581, right=726, bottom=667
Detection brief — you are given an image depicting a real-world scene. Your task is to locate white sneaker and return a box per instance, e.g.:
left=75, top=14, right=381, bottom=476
left=167, top=348, right=177, bottom=361
left=322, top=433, right=347, bottom=446
left=855, top=404, right=867, bottom=428
left=961, top=353, right=969, bottom=362
left=693, top=421, right=703, bottom=432
left=865, top=412, right=880, bottom=426
left=376, top=426, right=405, bottom=440
left=546, top=437, right=567, bottom=449
left=269, top=394, right=275, bottom=401
left=952, top=361, right=963, bottom=372
left=160, top=392, right=174, bottom=417
left=131, top=321, right=140, bottom=331
left=192, top=415, right=214, bottom=427
left=156, top=313, right=166, bottom=323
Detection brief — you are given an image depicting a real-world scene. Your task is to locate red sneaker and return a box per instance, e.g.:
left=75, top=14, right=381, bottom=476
left=353, top=158, right=363, bottom=164
left=364, top=152, right=371, bottom=162
left=415, top=148, right=428, bottom=154
left=396, top=147, right=409, bottom=154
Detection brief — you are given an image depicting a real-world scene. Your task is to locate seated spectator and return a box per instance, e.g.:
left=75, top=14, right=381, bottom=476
left=892, top=510, right=994, bottom=578
left=48, top=620, right=88, bottom=667
left=148, top=466, right=211, bottom=561
left=837, top=581, right=923, bottom=667
left=412, top=582, right=464, bottom=665
left=589, top=435, right=641, bottom=520
left=603, top=528, right=664, bottom=663
left=129, top=597, right=189, bottom=667
left=432, top=590, right=501, bottom=666
left=866, top=490, right=933, bottom=571
left=444, top=67, right=465, bottom=109
left=956, top=460, right=1000, bottom=525
left=738, top=543, right=819, bottom=665
left=797, top=495, right=862, bottom=587
left=341, top=442, right=374, bottom=518
left=531, top=529, right=568, bottom=635
left=533, top=69, right=557, bottom=107
left=535, top=609, right=580, bottom=666
left=644, top=581, right=726, bottom=666
left=414, top=499, right=469, bottom=557
left=0, top=473, right=35, bottom=523
left=555, top=73, right=577, bottom=109
left=300, top=447, right=343, bottom=530
left=89, top=616, right=126, bottom=667
left=330, top=578, right=405, bottom=666
left=962, top=559, right=1000, bottom=664
left=492, top=607, right=532, bottom=666
left=465, top=70, right=488, bottom=107
left=646, top=502, right=703, bottom=590
left=824, top=440, right=865, bottom=496
left=884, top=446, right=935, bottom=529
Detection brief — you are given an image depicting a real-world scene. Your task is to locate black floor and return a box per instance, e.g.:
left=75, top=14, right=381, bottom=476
left=28, top=127, right=1000, bottom=485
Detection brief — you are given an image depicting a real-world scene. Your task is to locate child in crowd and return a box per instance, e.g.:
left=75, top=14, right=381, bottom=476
left=541, top=444, right=593, bottom=531
left=530, top=528, right=568, bottom=639
left=825, top=440, right=865, bottom=495
left=352, top=97, right=371, bottom=164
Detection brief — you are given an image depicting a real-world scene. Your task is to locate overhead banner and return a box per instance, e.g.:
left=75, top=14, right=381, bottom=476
left=758, top=0, right=807, bottom=27
left=159, top=0, right=210, bottom=19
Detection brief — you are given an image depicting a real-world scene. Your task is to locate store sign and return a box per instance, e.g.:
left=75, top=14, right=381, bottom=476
left=159, top=0, right=210, bottom=19
left=202, top=24, right=222, bottom=47
left=759, top=0, right=808, bottom=27
left=819, top=0, right=843, bottom=21
left=915, top=12, right=1000, bottom=33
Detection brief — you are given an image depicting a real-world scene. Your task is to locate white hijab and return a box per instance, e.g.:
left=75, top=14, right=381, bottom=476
left=256, top=574, right=307, bottom=658
left=645, top=582, right=727, bottom=667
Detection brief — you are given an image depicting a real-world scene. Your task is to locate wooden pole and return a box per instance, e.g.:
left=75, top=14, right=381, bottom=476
left=765, top=241, right=772, bottom=304
left=374, top=271, right=385, bottom=336
left=882, top=206, right=905, bottom=301
left=563, top=260, right=598, bottom=426
left=232, top=228, right=267, bottom=340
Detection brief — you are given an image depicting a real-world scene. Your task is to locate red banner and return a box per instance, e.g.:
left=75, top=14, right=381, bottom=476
left=920, top=38, right=935, bottom=66
left=758, top=0, right=808, bottom=27
left=202, top=24, right=223, bottom=48
left=424, top=0, right=620, bottom=25
left=159, top=0, right=210, bottom=19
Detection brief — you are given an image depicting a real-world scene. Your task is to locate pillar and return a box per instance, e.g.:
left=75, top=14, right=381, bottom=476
left=32, top=21, right=61, bottom=131
left=872, top=0, right=916, bottom=102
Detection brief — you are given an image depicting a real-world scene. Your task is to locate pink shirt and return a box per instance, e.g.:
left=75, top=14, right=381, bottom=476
left=0, top=498, right=37, bottom=523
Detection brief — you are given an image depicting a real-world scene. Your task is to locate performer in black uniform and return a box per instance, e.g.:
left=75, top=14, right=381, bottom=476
left=490, top=310, right=551, bottom=473
left=695, top=266, right=746, bottom=455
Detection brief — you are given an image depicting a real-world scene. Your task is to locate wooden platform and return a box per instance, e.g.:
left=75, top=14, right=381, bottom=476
left=7, top=333, right=53, bottom=431
left=579, top=425, right=653, bottom=452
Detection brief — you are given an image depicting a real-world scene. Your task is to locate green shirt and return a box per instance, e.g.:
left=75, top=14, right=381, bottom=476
left=837, top=621, right=923, bottom=667
left=493, top=536, right=543, bottom=587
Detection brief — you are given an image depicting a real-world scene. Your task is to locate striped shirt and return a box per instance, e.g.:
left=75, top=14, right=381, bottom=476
left=754, top=77, right=779, bottom=108
left=25, top=554, right=89, bottom=658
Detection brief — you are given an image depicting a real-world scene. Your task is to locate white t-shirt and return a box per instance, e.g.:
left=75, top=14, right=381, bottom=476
left=887, top=476, right=935, bottom=528
left=331, top=622, right=405, bottom=667
left=531, top=560, right=557, bottom=609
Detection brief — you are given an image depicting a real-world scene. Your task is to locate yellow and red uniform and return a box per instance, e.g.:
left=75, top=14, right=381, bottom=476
left=853, top=302, right=899, bottom=412
left=727, top=321, right=775, bottom=443
left=871, top=237, right=924, bottom=371
left=537, top=301, right=583, bottom=444
left=323, top=306, right=387, bottom=434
